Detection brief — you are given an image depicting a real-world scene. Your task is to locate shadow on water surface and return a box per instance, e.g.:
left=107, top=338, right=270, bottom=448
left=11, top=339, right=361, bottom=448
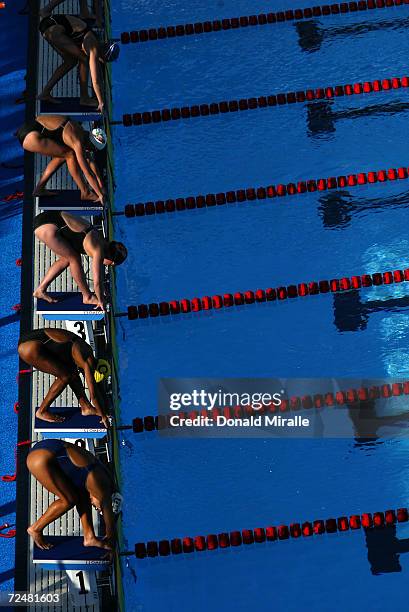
left=296, top=17, right=409, bottom=53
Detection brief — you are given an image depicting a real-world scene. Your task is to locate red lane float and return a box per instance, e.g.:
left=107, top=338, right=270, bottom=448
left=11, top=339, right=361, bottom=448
left=129, top=507, right=409, bottom=559
left=1, top=440, right=31, bottom=482
left=1, top=191, right=23, bottom=202
left=0, top=524, right=16, bottom=539
left=122, top=164, right=409, bottom=218
left=124, top=267, right=409, bottom=321
left=120, top=1, right=409, bottom=45
left=124, top=379, right=409, bottom=433
left=120, top=74, right=409, bottom=127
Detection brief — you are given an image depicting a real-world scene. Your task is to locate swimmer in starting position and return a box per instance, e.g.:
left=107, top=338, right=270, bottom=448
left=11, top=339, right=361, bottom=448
left=27, top=439, right=115, bottom=552
left=33, top=210, right=127, bottom=310
left=38, top=13, right=119, bottom=111
left=18, top=327, right=110, bottom=424
left=16, top=115, right=107, bottom=203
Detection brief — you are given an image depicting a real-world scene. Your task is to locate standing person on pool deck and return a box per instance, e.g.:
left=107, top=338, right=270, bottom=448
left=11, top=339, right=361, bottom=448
left=38, top=13, right=119, bottom=111
left=33, top=210, right=127, bottom=310
left=16, top=115, right=106, bottom=203
left=18, top=327, right=110, bottom=425
left=27, top=439, right=116, bottom=552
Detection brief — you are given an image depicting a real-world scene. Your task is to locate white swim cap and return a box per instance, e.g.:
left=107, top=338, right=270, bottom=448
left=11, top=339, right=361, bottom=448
left=90, top=127, right=107, bottom=150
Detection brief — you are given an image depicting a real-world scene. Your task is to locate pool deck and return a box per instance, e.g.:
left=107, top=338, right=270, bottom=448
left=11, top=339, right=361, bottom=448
left=15, top=0, right=122, bottom=609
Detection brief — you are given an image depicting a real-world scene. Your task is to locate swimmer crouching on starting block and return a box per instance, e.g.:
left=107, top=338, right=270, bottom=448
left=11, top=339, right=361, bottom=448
left=38, top=12, right=119, bottom=111
left=16, top=115, right=107, bottom=203
left=33, top=210, right=127, bottom=310
left=27, top=439, right=116, bottom=552
left=18, top=328, right=110, bottom=425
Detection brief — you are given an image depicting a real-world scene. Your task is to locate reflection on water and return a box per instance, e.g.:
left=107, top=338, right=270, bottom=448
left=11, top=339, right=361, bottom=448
left=307, top=100, right=409, bottom=139
left=366, top=526, right=409, bottom=575
left=296, top=17, right=409, bottom=54
left=333, top=292, right=409, bottom=333
left=318, top=189, right=409, bottom=230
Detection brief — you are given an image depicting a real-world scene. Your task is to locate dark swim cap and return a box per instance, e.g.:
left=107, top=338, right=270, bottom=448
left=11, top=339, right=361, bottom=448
left=106, top=241, right=127, bottom=266
left=102, top=41, right=120, bottom=62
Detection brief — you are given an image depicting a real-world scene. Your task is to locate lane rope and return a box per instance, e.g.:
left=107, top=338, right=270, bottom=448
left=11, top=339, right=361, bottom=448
left=119, top=0, right=409, bottom=45
left=1, top=440, right=31, bottom=483
left=0, top=524, right=16, bottom=539
left=121, top=507, right=409, bottom=558
left=120, top=164, right=409, bottom=218
left=116, top=379, right=409, bottom=433
left=118, top=267, right=409, bottom=320
left=118, top=75, right=409, bottom=127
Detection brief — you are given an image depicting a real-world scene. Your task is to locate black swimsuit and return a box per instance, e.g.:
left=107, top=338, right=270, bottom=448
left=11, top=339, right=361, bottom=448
left=33, top=211, right=94, bottom=255
left=16, top=117, right=70, bottom=147
left=18, top=328, right=53, bottom=346
left=18, top=327, right=78, bottom=347
left=39, top=15, right=91, bottom=44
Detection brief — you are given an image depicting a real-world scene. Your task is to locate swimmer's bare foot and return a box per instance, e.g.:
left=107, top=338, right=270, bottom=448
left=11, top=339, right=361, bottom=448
left=83, top=293, right=99, bottom=306
left=79, top=398, right=98, bottom=417
left=27, top=526, right=54, bottom=550
left=80, top=190, right=100, bottom=202
left=80, top=95, right=98, bottom=107
left=83, top=535, right=112, bottom=550
left=32, top=188, right=59, bottom=197
left=37, top=92, right=61, bottom=104
left=36, top=408, right=65, bottom=423
left=101, top=414, right=110, bottom=429
left=33, top=288, right=58, bottom=303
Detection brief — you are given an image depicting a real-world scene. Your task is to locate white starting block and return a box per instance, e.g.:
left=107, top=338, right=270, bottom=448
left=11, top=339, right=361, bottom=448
left=36, top=190, right=104, bottom=213
left=66, top=569, right=99, bottom=607
left=36, top=293, right=104, bottom=321
left=34, top=407, right=106, bottom=439
left=39, top=98, right=102, bottom=122
left=33, top=536, right=110, bottom=571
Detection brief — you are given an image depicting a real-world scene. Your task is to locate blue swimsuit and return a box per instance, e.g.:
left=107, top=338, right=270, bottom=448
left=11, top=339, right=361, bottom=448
left=30, top=439, right=98, bottom=489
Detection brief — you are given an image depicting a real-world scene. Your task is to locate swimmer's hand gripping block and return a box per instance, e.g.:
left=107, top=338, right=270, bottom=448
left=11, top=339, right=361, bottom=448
left=36, top=292, right=104, bottom=321
left=33, top=536, right=110, bottom=571
left=39, top=98, right=102, bottom=121
left=35, top=407, right=106, bottom=438
left=37, top=190, right=104, bottom=212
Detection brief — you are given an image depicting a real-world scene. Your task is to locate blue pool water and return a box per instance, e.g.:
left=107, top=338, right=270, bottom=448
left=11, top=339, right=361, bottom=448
left=112, top=2, right=409, bottom=610
left=0, top=4, right=26, bottom=592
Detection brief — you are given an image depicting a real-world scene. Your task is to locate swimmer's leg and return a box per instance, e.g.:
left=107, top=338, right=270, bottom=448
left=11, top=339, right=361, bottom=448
left=27, top=449, right=78, bottom=549
left=32, top=157, right=65, bottom=196
left=34, top=224, right=96, bottom=305
left=68, top=372, right=99, bottom=417
left=18, top=341, right=74, bottom=422
left=39, top=27, right=87, bottom=102
left=76, top=489, right=110, bottom=549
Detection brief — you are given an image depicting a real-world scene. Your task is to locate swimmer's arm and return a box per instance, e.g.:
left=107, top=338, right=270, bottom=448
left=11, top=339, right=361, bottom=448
left=88, top=50, right=104, bottom=112
left=89, top=159, right=105, bottom=192
left=101, top=500, right=116, bottom=542
left=72, top=142, right=104, bottom=201
left=83, top=360, right=105, bottom=411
